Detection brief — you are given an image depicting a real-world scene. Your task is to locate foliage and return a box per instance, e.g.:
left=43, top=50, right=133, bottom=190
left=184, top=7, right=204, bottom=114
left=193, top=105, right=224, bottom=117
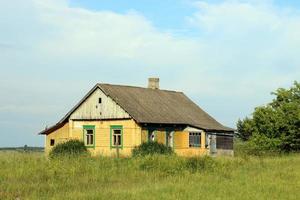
left=234, top=139, right=282, bottom=157
left=49, top=140, right=89, bottom=158
left=236, top=117, right=255, bottom=141
left=237, top=81, right=300, bottom=152
left=1, top=152, right=300, bottom=199
left=132, top=142, right=174, bottom=157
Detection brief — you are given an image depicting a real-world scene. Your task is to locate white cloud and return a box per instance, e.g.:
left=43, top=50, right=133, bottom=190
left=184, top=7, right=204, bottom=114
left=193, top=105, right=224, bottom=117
left=0, top=0, right=300, bottom=146
left=183, top=1, right=300, bottom=94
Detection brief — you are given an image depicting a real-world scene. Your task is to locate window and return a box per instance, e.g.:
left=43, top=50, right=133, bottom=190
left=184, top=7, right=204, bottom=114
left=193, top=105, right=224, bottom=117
left=189, top=132, right=201, bottom=147
left=98, top=98, right=102, bottom=104
left=216, top=135, right=233, bottom=150
left=86, top=129, right=94, bottom=145
left=50, top=139, right=55, bottom=146
left=83, top=125, right=95, bottom=147
left=111, top=125, right=123, bottom=148
left=113, top=129, right=122, bottom=146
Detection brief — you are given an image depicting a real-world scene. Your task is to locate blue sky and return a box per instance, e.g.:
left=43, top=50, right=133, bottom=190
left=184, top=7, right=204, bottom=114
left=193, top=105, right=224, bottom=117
left=0, top=0, right=300, bottom=147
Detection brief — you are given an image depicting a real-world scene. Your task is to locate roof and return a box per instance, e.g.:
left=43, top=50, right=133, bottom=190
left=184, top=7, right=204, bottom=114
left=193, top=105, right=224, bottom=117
left=39, top=83, right=234, bottom=134
left=98, top=84, right=233, bottom=132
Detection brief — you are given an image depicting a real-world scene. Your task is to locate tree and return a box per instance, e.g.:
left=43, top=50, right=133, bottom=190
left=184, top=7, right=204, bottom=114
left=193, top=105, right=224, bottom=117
left=236, top=81, right=300, bottom=152
left=236, top=117, right=255, bottom=141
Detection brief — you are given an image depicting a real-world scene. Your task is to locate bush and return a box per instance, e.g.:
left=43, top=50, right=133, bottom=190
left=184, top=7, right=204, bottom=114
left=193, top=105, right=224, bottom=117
left=132, top=142, right=173, bottom=157
left=234, top=138, right=281, bottom=157
left=49, top=140, right=89, bottom=158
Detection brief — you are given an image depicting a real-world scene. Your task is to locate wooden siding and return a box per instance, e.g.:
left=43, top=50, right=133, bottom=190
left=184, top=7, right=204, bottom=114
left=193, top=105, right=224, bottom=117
left=156, top=130, right=166, bottom=145
left=173, top=130, right=209, bottom=157
left=66, top=119, right=141, bottom=157
left=70, top=88, right=130, bottom=120
left=141, top=129, right=148, bottom=143
left=45, top=122, right=69, bottom=154
left=45, top=120, right=210, bottom=157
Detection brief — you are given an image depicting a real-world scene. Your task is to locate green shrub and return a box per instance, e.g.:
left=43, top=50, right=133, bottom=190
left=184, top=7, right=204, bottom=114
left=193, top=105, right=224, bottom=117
left=234, top=138, right=282, bottom=157
left=49, top=140, right=89, bottom=158
left=132, top=142, right=173, bottom=157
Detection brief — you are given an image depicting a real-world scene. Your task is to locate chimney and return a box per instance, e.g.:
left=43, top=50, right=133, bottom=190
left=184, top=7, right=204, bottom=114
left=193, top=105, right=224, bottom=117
left=148, top=78, right=159, bottom=89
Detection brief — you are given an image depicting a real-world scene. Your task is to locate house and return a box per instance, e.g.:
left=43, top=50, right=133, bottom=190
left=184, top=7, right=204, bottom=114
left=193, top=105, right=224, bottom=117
left=39, top=78, right=234, bottom=156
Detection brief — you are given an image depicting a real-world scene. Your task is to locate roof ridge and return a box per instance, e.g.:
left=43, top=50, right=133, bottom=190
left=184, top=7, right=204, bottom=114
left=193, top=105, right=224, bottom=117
left=97, top=83, right=183, bottom=93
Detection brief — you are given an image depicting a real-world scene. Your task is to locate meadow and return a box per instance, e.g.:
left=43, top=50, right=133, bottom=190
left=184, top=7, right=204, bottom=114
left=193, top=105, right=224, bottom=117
left=0, top=151, right=300, bottom=200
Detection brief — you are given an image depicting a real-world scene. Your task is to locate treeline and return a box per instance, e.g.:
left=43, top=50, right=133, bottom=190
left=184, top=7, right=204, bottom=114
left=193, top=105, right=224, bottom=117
left=0, top=146, right=44, bottom=152
left=236, top=81, right=300, bottom=153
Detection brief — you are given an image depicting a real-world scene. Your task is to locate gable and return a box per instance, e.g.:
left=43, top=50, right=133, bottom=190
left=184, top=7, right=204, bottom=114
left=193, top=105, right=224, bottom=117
left=69, top=88, right=130, bottom=120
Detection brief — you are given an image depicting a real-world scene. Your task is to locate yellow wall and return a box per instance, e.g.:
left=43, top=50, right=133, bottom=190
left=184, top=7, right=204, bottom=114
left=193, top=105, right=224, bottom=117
left=173, top=131, right=209, bottom=157
left=45, top=122, right=69, bottom=154
left=155, top=130, right=166, bottom=145
left=135, top=128, right=208, bottom=156
left=141, top=129, right=148, bottom=143
left=46, top=121, right=208, bottom=157
left=46, top=119, right=142, bottom=157
left=71, top=119, right=141, bottom=156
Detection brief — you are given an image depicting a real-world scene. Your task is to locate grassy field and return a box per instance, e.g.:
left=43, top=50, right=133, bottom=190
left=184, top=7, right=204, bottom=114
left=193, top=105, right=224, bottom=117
left=0, top=152, right=300, bottom=200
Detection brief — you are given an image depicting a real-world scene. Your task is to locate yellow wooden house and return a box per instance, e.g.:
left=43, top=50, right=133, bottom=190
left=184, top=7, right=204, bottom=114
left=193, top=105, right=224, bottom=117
left=39, top=78, right=234, bottom=156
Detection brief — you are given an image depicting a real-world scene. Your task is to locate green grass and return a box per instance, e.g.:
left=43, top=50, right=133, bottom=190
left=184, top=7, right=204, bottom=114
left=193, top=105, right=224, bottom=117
left=0, top=152, right=300, bottom=200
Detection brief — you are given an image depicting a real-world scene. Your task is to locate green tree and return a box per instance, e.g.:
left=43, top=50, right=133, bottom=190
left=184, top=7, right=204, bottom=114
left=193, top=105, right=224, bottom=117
left=237, top=81, right=300, bottom=152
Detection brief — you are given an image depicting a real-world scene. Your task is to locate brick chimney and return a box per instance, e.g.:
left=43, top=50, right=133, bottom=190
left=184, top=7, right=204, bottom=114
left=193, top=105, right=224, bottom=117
left=148, top=78, right=159, bottom=89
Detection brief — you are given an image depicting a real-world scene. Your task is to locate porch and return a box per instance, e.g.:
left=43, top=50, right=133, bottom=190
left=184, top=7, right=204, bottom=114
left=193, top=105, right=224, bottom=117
left=140, top=125, right=234, bottom=156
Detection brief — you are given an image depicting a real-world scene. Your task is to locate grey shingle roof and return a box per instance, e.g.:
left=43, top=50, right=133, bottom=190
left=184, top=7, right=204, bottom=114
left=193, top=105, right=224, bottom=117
left=99, top=84, right=233, bottom=132
left=39, top=83, right=234, bottom=135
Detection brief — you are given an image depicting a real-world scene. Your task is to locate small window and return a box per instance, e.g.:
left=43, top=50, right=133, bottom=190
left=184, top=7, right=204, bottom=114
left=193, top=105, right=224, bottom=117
left=98, top=98, right=102, bottom=104
left=113, top=129, right=122, bottom=147
left=189, top=132, right=201, bottom=147
left=50, top=139, right=55, bottom=146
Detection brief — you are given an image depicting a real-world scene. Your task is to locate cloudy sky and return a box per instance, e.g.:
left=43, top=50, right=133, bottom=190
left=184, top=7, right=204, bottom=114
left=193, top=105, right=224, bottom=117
left=0, top=0, right=299, bottom=147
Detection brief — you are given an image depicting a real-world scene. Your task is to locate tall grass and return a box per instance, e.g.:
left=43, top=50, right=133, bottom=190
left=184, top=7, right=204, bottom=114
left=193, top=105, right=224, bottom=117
left=0, top=152, right=300, bottom=199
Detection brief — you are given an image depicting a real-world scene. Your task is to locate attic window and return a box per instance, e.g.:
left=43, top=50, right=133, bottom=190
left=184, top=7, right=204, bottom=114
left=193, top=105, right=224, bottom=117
left=98, top=98, right=102, bottom=104
left=50, top=139, right=55, bottom=146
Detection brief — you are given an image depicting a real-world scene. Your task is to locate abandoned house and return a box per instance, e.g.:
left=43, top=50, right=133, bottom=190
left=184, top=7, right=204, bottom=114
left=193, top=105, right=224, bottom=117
left=39, top=78, right=234, bottom=156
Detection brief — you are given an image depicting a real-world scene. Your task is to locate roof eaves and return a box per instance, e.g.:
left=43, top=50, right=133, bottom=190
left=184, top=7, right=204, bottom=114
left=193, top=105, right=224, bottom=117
left=38, top=122, right=66, bottom=135
left=58, top=84, right=101, bottom=123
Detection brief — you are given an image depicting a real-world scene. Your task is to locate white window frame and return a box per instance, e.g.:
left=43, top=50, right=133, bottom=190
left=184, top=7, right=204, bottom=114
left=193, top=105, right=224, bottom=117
left=83, top=126, right=95, bottom=147
left=189, top=132, right=201, bottom=148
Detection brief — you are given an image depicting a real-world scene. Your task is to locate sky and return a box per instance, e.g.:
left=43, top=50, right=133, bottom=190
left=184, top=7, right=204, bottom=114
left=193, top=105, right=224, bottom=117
left=0, top=0, right=300, bottom=147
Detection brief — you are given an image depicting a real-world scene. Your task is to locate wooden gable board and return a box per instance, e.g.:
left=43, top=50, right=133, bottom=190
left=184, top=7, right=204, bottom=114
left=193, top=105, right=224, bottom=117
left=69, top=88, right=130, bottom=120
